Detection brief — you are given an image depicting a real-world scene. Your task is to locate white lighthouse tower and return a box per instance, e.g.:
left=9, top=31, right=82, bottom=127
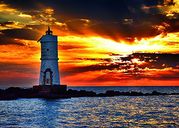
left=38, top=27, right=60, bottom=86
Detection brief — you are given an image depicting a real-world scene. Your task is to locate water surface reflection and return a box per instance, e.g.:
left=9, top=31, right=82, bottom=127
left=0, top=96, right=178, bottom=127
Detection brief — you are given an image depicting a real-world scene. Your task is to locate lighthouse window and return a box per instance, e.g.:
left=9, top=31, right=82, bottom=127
left=47, top=49, right=49, bottom=51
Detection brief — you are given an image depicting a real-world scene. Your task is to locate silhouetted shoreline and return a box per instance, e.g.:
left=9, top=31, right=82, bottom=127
left=0, top=87, right=178, bottom=100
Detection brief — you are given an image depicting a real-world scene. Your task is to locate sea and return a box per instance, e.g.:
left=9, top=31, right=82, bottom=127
left=0, top=86, right=178, bottom=128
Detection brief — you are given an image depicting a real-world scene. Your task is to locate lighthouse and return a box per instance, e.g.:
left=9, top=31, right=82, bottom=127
left=38, top=27, right=60, bottom=86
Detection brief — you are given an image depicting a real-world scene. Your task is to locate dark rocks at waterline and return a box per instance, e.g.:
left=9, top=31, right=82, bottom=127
left=0, top=87, right=179, bottom=100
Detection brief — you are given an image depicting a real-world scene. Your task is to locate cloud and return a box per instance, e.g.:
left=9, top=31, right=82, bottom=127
left=61, top=68, right=179, bottom=86
left=59, top=44, right=87, bottom=50
left=0, top=62, right=38, bottom=74
left=0, top=62, right=39, bottom=87
left=134, top=68, right=179, bottom=80
left=0, top=21, right=25, bottom=30
left=0, top=0, right=179, bottom=86
left=1, top=0, right=177, bottom=39
left=1, top=28, right=40, bottom=41
left=0, top=71, right=38, bottom=87
left=0, top=35, right=24, bottom=45
left=1, top=0, right=179, bottom=40
left=0, top=3, right=33, bottom=24
left=61, top=53, right=179, bottom=79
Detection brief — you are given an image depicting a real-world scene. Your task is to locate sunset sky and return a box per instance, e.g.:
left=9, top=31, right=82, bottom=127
left=0, top=0, right=179, bottom=87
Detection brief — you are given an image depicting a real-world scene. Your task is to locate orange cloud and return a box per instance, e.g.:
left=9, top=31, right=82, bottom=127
left=0, top=29, right=179, bottom=86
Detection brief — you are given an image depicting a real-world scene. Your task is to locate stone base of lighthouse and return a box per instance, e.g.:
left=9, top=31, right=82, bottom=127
left=33, top=85, right=67, bottom=95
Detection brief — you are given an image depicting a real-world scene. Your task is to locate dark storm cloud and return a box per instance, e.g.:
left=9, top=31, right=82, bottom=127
left=0, top=23, right=47, bottom=45
left=1, top=28, right=40, bottom=41
left=130, top=53, right=179, bottom=69
left=144, top=0, right=175, bottom=6
left=135, top=71, right=179, bottom=80
left=167, top=17, right=179, bottom=32
left=144, top=0, right=163, bottom=6
left=0, top=21, right=14, bottom=26
left=1, top=0, right=179, bottom=38
left=62, top=53, right=179, bottom=81
left=2, top=0, right=144, bottom=20
left=89, top=21, right=160, bottom=39
left=1, top=0, right=165, bottom=20
left=0, top=35, right=24, bottom=45
left=61, top=63, right=123, bottom=77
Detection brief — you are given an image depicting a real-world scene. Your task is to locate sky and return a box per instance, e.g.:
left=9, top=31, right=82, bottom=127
left=0, top=0, right=179, bottom=87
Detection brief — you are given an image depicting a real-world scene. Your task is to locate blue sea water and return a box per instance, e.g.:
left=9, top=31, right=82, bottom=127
left=0, top=87, right=178, bottom=128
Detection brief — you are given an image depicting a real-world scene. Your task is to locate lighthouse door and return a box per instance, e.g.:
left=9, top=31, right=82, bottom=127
left=43, top=68, right=53, bottom=85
